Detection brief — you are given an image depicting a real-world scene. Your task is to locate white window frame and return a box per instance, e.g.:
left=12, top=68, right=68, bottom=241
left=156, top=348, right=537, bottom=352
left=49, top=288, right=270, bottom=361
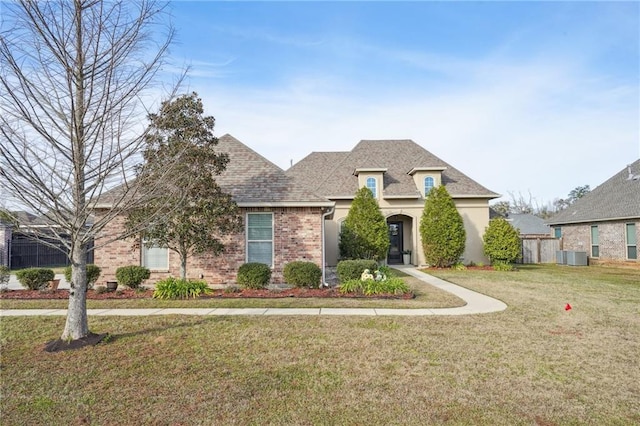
left=366, top=177, right=377, bottom=198
left=590, top=225, right=599, bottom=258
left=424, top=176, right=434, bottom=196
left=246, top=212, right=274, bottom=267
left=141, top=240, right=169, bottom=271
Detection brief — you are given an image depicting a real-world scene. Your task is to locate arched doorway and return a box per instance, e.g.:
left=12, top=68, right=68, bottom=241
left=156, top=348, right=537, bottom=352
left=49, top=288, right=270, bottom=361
left=387, top=214, right=413, bottom=265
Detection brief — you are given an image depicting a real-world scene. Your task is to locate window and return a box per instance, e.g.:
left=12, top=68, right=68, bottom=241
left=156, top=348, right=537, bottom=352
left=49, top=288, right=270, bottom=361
left=424, top=177, right=434, bottom=196
left=554, top=227, right=562, bottom=239
left=142, top=242, right=168, bottom=270
left=366, top=177, right=377, bottom=198
left=590, top=225, right=599, bottom=258
left=626, top=223, right=637, bottom=260
left=247, top=213, right=273, bottom=266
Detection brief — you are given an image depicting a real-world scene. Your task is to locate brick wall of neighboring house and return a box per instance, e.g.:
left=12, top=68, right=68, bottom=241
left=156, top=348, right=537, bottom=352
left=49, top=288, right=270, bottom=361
left=93, top=207, right=324, bottom=286
left=559, top=219, right=640, bottom=263
left=0, top=224, right=10, bottom=268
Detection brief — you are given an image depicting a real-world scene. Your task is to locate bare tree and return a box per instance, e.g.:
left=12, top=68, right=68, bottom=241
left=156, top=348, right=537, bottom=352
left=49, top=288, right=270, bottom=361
left=0, top=0, right=181, bottom=346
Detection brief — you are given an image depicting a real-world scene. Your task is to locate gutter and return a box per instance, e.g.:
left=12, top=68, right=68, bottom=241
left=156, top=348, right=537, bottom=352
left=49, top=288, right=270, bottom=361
left=321, top=205, right=335, bottom=287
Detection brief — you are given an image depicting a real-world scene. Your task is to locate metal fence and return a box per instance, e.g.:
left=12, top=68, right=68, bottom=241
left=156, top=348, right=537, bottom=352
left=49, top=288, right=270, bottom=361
left=520, top=237, right=559, bottom=264
left=9, top=234, right=94, bottom=269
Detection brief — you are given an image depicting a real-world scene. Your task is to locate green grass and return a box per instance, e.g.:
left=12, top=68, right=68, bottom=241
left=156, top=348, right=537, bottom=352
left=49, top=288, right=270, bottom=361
left=1, top=264, right=639, bottom=425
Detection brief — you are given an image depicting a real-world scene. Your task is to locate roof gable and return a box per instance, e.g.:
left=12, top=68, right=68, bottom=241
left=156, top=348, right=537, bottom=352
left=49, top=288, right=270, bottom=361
left=287, top=139, right=498, bottom=199
left=547, top=159, right=640, bottom=225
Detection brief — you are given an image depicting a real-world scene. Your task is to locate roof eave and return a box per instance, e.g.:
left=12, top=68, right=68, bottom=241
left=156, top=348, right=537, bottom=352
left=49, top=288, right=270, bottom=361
left=547, top=215, right=640, bottom=226
left=236, top=201, right=335, bottom=208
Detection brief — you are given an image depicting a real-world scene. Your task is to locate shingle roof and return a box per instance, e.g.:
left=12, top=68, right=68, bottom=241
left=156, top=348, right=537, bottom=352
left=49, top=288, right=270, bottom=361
left=215, top=134, right=332, bottom=206
left=96, top=134, right=333, bottom=208
left=507, top=213, right=550, bottom=236
left=547, top=159, right=640, bottom=225
left=287, top=139, right=499, bottom=199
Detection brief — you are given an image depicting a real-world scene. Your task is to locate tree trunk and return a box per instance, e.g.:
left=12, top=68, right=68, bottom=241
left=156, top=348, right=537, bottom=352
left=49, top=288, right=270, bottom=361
left=180, top=253, right=187, bottom=280
left=61, top=242, right=89, bottom=340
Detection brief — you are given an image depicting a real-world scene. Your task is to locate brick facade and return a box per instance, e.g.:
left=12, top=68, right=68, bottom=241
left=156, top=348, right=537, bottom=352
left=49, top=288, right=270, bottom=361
left=93, top=207, right=324, bottom=286
left=557, top=219, right=639, bottom=264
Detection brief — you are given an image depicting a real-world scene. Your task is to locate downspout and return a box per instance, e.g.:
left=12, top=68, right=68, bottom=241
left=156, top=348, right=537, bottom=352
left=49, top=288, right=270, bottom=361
left=321, top=206, right=335, bottom=287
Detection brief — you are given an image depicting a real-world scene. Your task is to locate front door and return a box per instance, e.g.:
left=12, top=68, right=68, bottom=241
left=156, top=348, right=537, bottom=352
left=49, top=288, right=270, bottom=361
left=387, top=222, right=403, bottom=264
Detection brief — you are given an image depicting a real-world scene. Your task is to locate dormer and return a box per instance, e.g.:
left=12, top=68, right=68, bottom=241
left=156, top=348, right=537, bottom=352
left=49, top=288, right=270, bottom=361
left=408, top=166, right=447, bottom=198
left=354, top=168, right=387, bottom=199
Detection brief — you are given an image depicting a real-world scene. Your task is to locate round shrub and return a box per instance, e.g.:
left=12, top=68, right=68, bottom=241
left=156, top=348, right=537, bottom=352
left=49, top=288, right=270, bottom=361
left=237, top=263, right=271, bottom=289
left=0, top=266, right=10, bottom=285
left=336, top=259, right=378, bottom=283
left=115, top=265, right=150, bottom=289
left=15, top=268, right=55, bottom=290
left=64, top=264, right=102, bottom=289
left=283, top=261, right=322, bottom=288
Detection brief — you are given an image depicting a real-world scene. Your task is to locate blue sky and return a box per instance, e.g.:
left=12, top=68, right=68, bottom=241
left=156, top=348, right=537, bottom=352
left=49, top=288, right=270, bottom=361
left=168, top=1, right=639, bottom=205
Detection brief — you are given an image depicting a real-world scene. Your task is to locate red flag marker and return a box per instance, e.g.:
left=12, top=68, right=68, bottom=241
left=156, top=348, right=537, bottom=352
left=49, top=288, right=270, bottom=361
left=565, top=303, right=572, bottom=311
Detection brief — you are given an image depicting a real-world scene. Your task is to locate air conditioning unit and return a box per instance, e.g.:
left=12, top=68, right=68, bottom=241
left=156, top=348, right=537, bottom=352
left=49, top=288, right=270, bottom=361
left=567, top=251, right=588, bottom=266
left=556, top=250, right=567, bottom=265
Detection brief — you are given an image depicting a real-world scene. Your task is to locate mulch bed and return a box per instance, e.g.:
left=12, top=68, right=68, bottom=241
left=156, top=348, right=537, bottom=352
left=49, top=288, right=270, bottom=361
left=0, top=288, right=415, bottom=300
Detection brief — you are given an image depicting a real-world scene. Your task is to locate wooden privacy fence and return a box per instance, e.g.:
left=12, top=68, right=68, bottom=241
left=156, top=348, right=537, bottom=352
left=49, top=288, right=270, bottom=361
left=519, top=237, right=559, bottom=264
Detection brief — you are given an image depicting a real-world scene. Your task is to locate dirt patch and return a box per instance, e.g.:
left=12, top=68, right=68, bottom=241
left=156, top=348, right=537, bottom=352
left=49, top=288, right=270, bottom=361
left=43, top=332, right=109, bottom=353
left=1, top=288, right=414, bottom=300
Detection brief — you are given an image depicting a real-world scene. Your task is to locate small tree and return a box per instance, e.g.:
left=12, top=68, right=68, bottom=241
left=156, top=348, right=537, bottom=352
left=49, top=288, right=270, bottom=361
left=339, top=187, right=389, bottom=261
left=126, top=93, right=242, bottom=279
left=419, top=185, right=466, bottom=267
left=483, top=217, right=521, bottom=265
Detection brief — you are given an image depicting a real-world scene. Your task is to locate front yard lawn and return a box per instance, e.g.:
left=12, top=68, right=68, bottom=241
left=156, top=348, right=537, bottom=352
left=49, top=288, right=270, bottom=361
left=1, top=264, right=638, bottom=425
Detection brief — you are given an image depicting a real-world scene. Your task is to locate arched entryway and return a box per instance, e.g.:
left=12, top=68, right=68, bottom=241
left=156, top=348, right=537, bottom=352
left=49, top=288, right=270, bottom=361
left=387, top=214, right=414, bottom=265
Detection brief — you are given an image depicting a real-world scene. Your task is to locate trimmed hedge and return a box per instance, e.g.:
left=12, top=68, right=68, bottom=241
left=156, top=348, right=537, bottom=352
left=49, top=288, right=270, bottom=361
left=283, top=261, right=322, bottom=288
left=339, top=277, right=409, bottom=296
left=63, top=264, right=102, bottom=289
left=115, top=265, right=150, bottom=289
left=15, top=268, right=55, bottom=290
left=336, top=259, right=378, bottom=283
left=237, top=263, right=271, bottom=289
left=153, top=277, right=212, bottom=299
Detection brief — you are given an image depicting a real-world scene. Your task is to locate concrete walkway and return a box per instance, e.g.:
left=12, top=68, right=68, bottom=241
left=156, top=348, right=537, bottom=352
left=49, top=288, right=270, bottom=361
left=0, top=266, right=507, bottom=317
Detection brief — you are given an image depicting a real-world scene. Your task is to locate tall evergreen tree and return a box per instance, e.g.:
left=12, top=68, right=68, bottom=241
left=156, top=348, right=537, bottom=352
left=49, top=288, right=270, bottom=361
left=419, top=185, right=466, bottom=267
left=339, top=187, right=390, bottom=261
left=483, top=217, right=521, bottom=265
left=126, top=93, right=242, bottom=279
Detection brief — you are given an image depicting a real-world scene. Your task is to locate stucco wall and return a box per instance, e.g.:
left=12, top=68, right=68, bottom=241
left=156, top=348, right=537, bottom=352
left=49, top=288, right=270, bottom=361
left=556, top=220, right=639, bottom=263
left=93, top=207, right=324, bottom=285
left=325, top=196, right=491, bottom=266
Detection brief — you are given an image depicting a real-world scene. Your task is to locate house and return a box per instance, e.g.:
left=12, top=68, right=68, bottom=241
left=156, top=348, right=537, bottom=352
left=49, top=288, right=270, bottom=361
left=287, top=139, right=499, bottom=266
left=547, top=159, right=640, bottom=264
left=93, top=134, right=334, bottom=284
left=505, top=213, right=557, bottom=264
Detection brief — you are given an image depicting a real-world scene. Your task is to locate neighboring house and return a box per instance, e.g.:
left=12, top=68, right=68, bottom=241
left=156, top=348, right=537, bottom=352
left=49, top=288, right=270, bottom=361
left=547, top=159, right=640, bottom=264
left=506, top=213, right=557, bottom=264
left=93, top=134, right=334, bottom=284
left=507, top=213, right=551, bottom=237
left=287, top=139, right=499, bottom=266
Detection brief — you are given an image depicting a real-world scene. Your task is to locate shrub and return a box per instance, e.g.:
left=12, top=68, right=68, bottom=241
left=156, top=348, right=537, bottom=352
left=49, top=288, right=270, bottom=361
left=153, top=277, right=212, bottom=299
left=483, top=217, right=521, bottom=266
left=94, top=286, right=108, bottom=294
left=339, top=277, right=409, bottom=296
left=492, top=260, right=517, bottom=272
left=336, top=259, right=378, bottom=283
left=63, top=264, right=102, bottom=289
left=0, top=266, right=9, bottom=285
left=420, top=185, right=466, bottom=267
left=115, top=265, right=150, bottom=289
left=283, top=261, right=322, bottom=288
left=15, top=268, right=55, bottom=290
left=339, top=187, right=390, bottom=261
left=237, top=263, right=271, bottom=289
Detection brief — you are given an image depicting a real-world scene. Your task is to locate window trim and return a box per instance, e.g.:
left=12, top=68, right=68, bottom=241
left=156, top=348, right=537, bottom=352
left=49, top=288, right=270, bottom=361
left=554, top=227, right=562, bottom=239
left=626, top=223, right=637, bottom=260
left=424, top=176, right=434, bottom=196
left=246, top=212, right=274, bottom=267
left=590, top=225, right=599, bottom=258
left=366, top=177, right=377, bottom=198
left=141, top=240, right=169, bottom=271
